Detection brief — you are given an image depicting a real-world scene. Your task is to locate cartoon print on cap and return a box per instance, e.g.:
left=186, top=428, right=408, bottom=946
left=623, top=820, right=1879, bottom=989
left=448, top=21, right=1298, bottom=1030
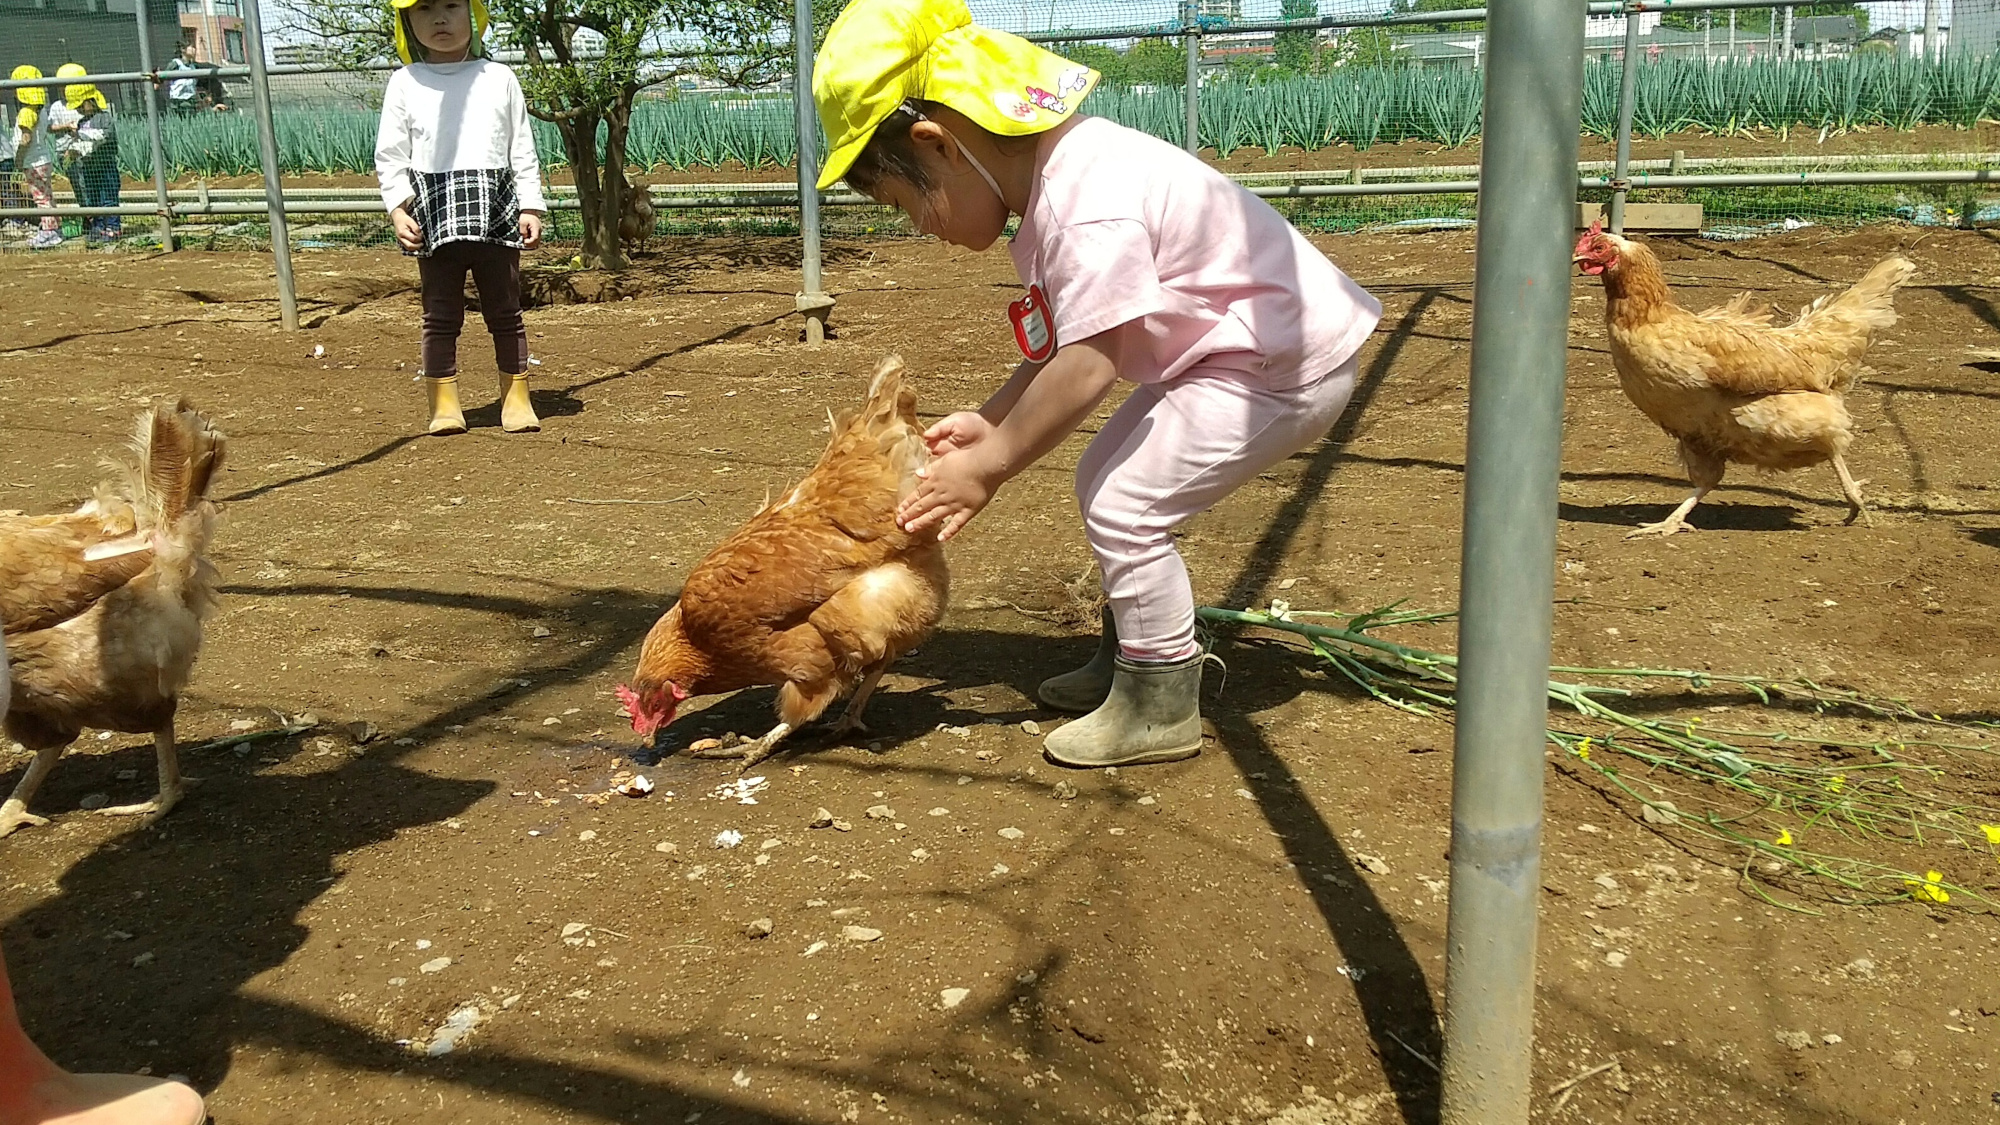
left=1024, top=85, right=1067, bottom=114
left=1057, top=66, right=1091, bottom=95
left=992, top=90, right=1038, bottom=121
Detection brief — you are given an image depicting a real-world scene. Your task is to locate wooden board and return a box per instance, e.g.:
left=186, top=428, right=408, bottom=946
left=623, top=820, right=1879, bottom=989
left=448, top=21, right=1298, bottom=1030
left=1576, top=202, right=1705, bottom=231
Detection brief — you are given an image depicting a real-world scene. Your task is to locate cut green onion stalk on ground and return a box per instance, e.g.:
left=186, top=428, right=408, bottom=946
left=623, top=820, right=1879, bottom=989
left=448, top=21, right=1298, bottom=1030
left=1196, top=603, right=2000, bottom=914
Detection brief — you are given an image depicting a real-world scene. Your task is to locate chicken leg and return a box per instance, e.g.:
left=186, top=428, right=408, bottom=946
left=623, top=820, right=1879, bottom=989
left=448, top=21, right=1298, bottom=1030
left=828, top=663, right=890, bottom=740
left=1831, top=454, right=1873, bottom=527
left=0, top=744, right=62, bottom=839
left=1630, top=445, right=1724, bottom=538
left=96, top=722, right=182, bottom=825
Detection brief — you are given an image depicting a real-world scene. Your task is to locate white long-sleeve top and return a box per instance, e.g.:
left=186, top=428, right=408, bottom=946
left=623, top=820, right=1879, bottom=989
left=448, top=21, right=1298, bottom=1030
left=374, top=59, right=545, bottom=219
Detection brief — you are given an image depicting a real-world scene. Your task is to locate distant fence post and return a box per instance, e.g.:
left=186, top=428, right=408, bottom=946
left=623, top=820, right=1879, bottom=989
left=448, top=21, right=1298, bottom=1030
left=241, top=0, right=298, bottom=330
left=1183, top=0, right=1200, bottom=155
left=793, top=0, right=832, bottom=345
left=1607, top=1, right=1640, bottom=233
left=131, top=0, right=176, bottom=251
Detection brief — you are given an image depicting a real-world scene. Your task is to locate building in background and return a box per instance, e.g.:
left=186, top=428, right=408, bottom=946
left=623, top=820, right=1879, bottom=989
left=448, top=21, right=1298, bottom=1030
left=177, top=0, right=244, bottom=65
left=0, top=0, right=179, bottom=111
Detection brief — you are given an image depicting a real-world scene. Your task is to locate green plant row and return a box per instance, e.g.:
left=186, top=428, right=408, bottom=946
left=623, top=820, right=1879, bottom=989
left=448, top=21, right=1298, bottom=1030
left=117, top=55, right=2000, bottom=181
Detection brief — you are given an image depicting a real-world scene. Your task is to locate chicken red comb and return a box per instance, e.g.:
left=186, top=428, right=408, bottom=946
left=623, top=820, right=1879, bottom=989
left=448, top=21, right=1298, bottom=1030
left=614, top=683, right=640, bottom=717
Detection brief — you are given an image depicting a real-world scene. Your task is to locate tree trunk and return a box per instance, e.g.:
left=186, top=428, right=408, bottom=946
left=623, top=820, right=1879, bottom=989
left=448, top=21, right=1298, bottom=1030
left=559, top=107, right=626, bottom=270
left=594, top=98, right=633, bottom=270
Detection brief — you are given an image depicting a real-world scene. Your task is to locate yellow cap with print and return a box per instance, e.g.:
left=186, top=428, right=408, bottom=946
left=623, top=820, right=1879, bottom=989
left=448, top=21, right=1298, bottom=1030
left=390, top=0, right=491, bottom=65
left=11, top=65, right=45, bottom=108
left=812, top=0, right=1098, bottom=190
left=57, top=63, right=105, bottom=111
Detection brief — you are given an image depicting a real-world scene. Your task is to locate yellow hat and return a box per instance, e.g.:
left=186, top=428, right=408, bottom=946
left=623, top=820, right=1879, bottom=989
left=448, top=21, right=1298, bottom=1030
left=57, top=63, right=105, bottom=111
left=812, top=0, right=1098, bottom=190
left=390, top=0, right=490, bottom=65
left=11, top=64, right=45, bottom=107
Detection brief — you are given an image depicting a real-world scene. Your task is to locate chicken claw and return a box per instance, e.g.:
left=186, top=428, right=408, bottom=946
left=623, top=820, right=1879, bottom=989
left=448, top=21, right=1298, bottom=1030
left=689, top=722, right=795, bottom=774
left=95, top=787, right=181, bottom=825
left=1625, top=516, right=1695, bottom=539
left=0, top=804, right=49, bottom=839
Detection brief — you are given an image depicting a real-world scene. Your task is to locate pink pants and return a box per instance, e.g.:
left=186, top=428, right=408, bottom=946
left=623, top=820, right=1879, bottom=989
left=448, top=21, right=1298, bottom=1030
left=22, top=165, right=54, bottom=232
left=1076, top=355, right=1360, bottom=661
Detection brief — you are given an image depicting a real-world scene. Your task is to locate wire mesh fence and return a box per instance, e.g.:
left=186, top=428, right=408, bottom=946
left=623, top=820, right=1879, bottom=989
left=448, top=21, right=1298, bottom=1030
left=4, top=0, right=2000, bottom=253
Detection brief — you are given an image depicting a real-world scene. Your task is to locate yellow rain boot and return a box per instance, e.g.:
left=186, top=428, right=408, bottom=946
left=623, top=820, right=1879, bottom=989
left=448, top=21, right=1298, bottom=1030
left=500, top=373, right=540, bottom=433
left=425, top=376, right=467, bottom=436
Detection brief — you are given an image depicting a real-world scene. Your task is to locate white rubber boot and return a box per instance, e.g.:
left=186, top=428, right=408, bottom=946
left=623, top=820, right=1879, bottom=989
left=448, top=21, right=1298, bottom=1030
left=1036, top=607, right=1118, bottom=713
left=1043, top=652, right=1205, bottom=769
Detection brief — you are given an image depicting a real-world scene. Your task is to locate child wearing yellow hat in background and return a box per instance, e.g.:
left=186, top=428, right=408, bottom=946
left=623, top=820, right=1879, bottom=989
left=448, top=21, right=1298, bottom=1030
left=56, top=65, right=119, bottom=246
left=815, top=0, right=1383, bottom=769
left=9, top=66, right=61, bottom=249
left=374, top=0, right=546, bottom=435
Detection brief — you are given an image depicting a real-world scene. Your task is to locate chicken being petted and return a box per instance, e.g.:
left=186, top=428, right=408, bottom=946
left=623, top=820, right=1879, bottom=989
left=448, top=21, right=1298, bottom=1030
left=1574, top=222, right=1914, bottom=536
left=617, top=357, right=948, bottom=771
left=0, top=401, right=226, bottom=837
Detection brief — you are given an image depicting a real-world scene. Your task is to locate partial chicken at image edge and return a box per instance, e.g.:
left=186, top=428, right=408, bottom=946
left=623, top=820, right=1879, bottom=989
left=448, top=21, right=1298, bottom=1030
left=0, top=402, right=226, bottom=838
left=618, top=355, right=950, bottom=772
left=1573, top=221, right=1915, bottom=538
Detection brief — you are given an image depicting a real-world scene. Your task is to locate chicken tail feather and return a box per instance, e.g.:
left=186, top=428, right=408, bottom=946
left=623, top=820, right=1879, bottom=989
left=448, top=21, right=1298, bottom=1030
left=1794, top=255, right=1916, bottom=335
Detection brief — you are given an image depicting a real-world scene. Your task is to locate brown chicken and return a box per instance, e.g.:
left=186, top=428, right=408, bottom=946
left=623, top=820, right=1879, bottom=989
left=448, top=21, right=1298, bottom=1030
left=1573, top=223, right=1914, bottom=536
left=617, top=356, right=948, bottom=770
left=619, top=174, right=655, bottom=257
left=0, top=401, right=226, bottom=837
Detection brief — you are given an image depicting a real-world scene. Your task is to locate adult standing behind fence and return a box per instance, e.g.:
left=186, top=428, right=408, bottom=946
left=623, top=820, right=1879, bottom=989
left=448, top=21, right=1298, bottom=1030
left=161, top=44, right=200, bottom=116
left=10, top=67, right=61, bottom=250
left=57, top=65, right=118, bottom=246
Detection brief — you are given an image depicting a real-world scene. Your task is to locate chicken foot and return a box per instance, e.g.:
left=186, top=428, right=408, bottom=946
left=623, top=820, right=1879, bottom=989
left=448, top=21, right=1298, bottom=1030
left=1831, top=455, right=1874, bottom=527
left=689, top=721, right=796, bottom=773
left=827, top=664, right=890, bottom=740
left=96, top=723, right=183, bottom=825
left=1627, top=487, right=1709, bottom=538
left=0, top=744, right=63, bottom=839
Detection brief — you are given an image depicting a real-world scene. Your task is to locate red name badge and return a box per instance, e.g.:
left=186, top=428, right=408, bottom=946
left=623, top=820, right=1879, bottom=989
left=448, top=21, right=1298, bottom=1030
left=1008, top=284, right=1057, bottom=362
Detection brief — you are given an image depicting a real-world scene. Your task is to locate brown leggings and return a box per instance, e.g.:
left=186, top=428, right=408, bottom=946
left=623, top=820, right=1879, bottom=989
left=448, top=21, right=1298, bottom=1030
left=418, top=240, right=527, bottom=378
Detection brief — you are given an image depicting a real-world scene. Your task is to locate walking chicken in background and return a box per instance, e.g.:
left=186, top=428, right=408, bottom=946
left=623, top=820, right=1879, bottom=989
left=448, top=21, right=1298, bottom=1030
left=619, top=173, right=656, bottom=256
left=617, top=357, right=949, bottom=770
left=0, top=401, right=225, bottom=837
left=1573, top=222, right=1915, bottom=536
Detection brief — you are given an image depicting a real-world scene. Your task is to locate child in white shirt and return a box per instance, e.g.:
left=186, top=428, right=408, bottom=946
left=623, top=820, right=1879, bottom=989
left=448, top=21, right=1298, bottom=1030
left=374, top=0, right=546, bottom=435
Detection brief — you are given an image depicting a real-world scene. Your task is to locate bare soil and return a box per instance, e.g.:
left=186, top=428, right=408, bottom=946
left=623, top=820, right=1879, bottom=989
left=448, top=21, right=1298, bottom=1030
left=2, top=227, right=1998, bottom=1125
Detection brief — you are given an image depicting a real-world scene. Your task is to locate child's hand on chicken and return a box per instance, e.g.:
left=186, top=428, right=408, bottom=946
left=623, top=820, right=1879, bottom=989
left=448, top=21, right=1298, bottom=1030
left=899, top=430, right=1002, bottom=543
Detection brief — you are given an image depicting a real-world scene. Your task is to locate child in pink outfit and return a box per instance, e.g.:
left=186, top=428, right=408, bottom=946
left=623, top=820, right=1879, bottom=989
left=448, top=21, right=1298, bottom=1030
left=814, top=0, right=1381, bottom=769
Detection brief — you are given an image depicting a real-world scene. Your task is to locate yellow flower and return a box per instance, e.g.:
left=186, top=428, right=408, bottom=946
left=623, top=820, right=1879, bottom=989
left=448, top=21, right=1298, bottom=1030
left=1575, top=738, right=1593, bottom=761
left=1980, top=824, right=2000, bottom=846
left=1774, top=828, right=1794, bottom=846
left=1823, top=774, right=1846, bottom=794
left=1905, top=871, right=1950, bottom=905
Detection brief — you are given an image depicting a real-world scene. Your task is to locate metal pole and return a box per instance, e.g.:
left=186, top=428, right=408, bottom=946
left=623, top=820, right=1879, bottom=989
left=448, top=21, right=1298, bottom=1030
left=1923, top=0, right=1941, bottom=62
left=1184, top=0, right=1201, bottom=155
left=1781, top=4, right=1794, bottom=60
left=240, top=0, right=297, bottom=330
left=792, top=0, right=831, bottom=344
left=1607, top=3, right=1640, bottom=233
left=1728, top=9, right=1736, bottom=61
left=130, top=0, right=176, bottom=251
left=1436, top=0, right=1581, bottom=1115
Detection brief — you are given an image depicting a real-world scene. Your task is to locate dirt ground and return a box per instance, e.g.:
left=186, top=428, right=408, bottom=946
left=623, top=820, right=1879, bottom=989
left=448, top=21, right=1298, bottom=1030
left=1, top=225, right=1998, bottom=1125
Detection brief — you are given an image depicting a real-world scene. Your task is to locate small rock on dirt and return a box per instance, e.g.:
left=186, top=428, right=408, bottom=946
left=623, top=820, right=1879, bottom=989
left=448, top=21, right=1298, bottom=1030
left=866, top=804, right=895, bottom=820
left=1821, top=1033, right=1843, bottom=1046
left=810, top=808, right=836, bottom=828
left=1640, top=801, right=1680, bottom=825
left=419, top=957, right=452, bottom=974
left=345, top=721, right=380, bottom=745
left=745, top=918, right=775, bottom=939
left=533, top=626, right=554, bottom=638
left=1020, top=720, right=1040, bottom=736
left=1053, top=781, right=1078, bottom=801
left=1890, top=1049, right=1917, bottom=1070
left=578, top=830, right=598, bottom=843
left=561, top=922, right=588, bottom=939
left=832, top=819, right=854, bottom=832
left=940, top=987, right=971, bottom=1009
left=655, top=841, right=678, bottom=854
left=841, top=925, right=883, bottom=943
left=1604, top=951, right=1628, bottom=968
left=78, top=793, right=109, bottom=810
left=1356, top=853, right=1391, bottom=876
left=1774, top=1029, right=1813, bottom=1051
left=928, top=807, right=949, bottom=817
left=998, top=827, right=1025, bottom=840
